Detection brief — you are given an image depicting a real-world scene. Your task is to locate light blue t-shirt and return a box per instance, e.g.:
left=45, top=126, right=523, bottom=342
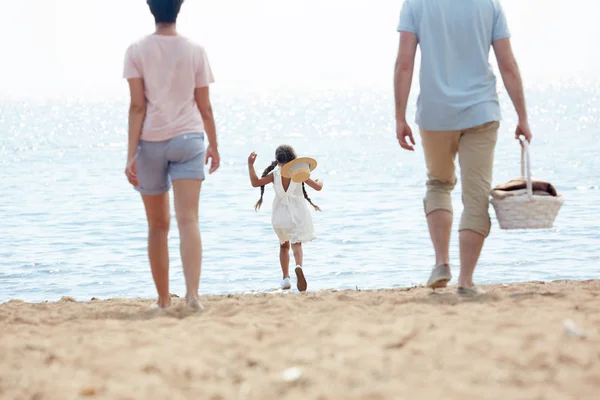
left=397, top=0, right=511, bottom=131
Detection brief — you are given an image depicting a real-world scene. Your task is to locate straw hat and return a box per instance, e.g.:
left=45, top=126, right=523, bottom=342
left=281, top=157, right=318, bottom=183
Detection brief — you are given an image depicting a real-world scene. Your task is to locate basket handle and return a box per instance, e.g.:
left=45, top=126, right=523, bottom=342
left=519, top=136, right=533, bottom=199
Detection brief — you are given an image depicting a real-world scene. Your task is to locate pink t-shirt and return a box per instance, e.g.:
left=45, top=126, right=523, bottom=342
left=123, top=35, right=214, bottom=142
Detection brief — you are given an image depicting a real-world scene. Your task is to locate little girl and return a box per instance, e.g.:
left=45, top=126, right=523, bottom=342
left=247, top=145, right=323, bottom=292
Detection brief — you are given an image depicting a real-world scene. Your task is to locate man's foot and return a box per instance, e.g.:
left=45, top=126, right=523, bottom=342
left=281, top=277, right=292, bottom=290
left=427, top=264, right=452, bottom=289
left=295, top=266, right=307, bottom=292
left=456, top=286, right=485, bottom=297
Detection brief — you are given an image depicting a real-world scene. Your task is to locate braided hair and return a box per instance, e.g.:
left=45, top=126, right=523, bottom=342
left=254, top=145, right=321, bottom=211
left=302, top=182, right=321, bottom=211
left=254, top=161, right=277, bottom=211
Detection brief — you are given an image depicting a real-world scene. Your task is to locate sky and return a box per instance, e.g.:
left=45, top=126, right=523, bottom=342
left=0, top=0, right=598, bottom=99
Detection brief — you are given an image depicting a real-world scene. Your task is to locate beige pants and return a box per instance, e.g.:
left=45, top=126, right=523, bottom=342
left=419, top=121, right=499, bottom=237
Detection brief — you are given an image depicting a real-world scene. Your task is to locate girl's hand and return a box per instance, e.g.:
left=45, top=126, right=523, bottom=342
left=248, top=152, right=257, bottom=165
left=125, top=157, right=138, bottom=186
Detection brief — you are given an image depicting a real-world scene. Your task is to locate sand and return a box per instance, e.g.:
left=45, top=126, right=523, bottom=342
left=1, top=280, right=599, bottom=400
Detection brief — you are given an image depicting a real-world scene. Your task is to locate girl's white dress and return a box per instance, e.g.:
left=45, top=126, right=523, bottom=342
left=271, top=168, right=316, bottom=244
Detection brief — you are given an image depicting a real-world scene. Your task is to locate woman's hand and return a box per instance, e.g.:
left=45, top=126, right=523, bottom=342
left=206, top=144, right=220, bottom=174
left=125, top=157, right=138, bottom=186
left=248, top=152, right=257, bottom=165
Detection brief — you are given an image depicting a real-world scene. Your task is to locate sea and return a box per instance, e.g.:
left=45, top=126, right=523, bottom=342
left=1, top=82, right=599, bottom=302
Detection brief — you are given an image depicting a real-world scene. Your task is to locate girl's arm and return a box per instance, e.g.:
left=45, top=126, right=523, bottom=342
left=305, top=178, right=323, bottom=191
left=248, top=152, right=274, bottom=187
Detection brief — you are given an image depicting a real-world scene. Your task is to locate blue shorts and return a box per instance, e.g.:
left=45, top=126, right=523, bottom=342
left=134, top=133, right=206, bottom=195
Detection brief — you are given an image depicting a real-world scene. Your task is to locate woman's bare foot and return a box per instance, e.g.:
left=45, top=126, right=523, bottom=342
left=186, top=295, right=204, bottom=312
left=149, top=299, right=170, bottom=313
left=156, top=296, right=171, bottom=308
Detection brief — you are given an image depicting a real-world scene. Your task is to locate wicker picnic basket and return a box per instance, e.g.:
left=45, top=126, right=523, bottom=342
left=491, top=139, right=563, bottom=229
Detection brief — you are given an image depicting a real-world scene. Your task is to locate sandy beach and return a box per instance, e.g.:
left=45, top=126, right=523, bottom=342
left=1, top=280, right=599, bottom=400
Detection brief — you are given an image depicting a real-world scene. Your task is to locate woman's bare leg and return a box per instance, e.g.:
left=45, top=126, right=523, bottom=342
left=173, top=179, right=202, bottom=305
left=141, top=193, right=171, bottom=308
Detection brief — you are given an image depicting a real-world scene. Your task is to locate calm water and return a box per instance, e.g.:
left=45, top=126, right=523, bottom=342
left=1, top=85, right=599, bottom=302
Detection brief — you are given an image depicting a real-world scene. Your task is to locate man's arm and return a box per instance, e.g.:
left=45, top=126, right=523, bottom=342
left=493, top=38, right=527, bottom=122
left=394, top=31, right=418, bottom=151
left=493, top=38, right=532, bottom=141
left=394, top=32, right=418, bottom=124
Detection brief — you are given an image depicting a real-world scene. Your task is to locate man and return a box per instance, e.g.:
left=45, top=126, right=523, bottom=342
left=393, top=0, right=532, bottom=295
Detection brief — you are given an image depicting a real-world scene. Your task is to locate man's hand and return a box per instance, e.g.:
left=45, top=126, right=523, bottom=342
left=124, top=157, right=138, bottom=186
left=396, top=120, right=416, bottom=151
left=516, top=120, right=532, bottom=144
left=206, top=144, right=220, bottom=174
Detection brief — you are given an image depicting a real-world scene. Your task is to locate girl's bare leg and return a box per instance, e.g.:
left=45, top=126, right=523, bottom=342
left=292, top=243, right=307, bottom=292
left=280, top=241, right=291, bottom=278
left=291, top=243, right=303, bottom=267
left=141, top=193, right=171, bottom=308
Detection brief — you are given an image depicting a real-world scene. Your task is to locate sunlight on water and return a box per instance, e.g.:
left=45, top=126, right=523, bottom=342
left=1, top=84, right=599, bottom=302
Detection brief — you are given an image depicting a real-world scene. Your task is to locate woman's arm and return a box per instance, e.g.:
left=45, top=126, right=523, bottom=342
left=305, top=178, right=323, bottom=191
left=195, top=86, right=220, bottom=174
left=194, top=86, right=217, bottom=147
left=124, top=78, right=146, bottom=185
left=127, top=78, right=146, bottom=160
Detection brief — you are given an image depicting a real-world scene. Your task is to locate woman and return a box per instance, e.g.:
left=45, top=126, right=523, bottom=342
left=122, top=0, right=219, bottom=310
